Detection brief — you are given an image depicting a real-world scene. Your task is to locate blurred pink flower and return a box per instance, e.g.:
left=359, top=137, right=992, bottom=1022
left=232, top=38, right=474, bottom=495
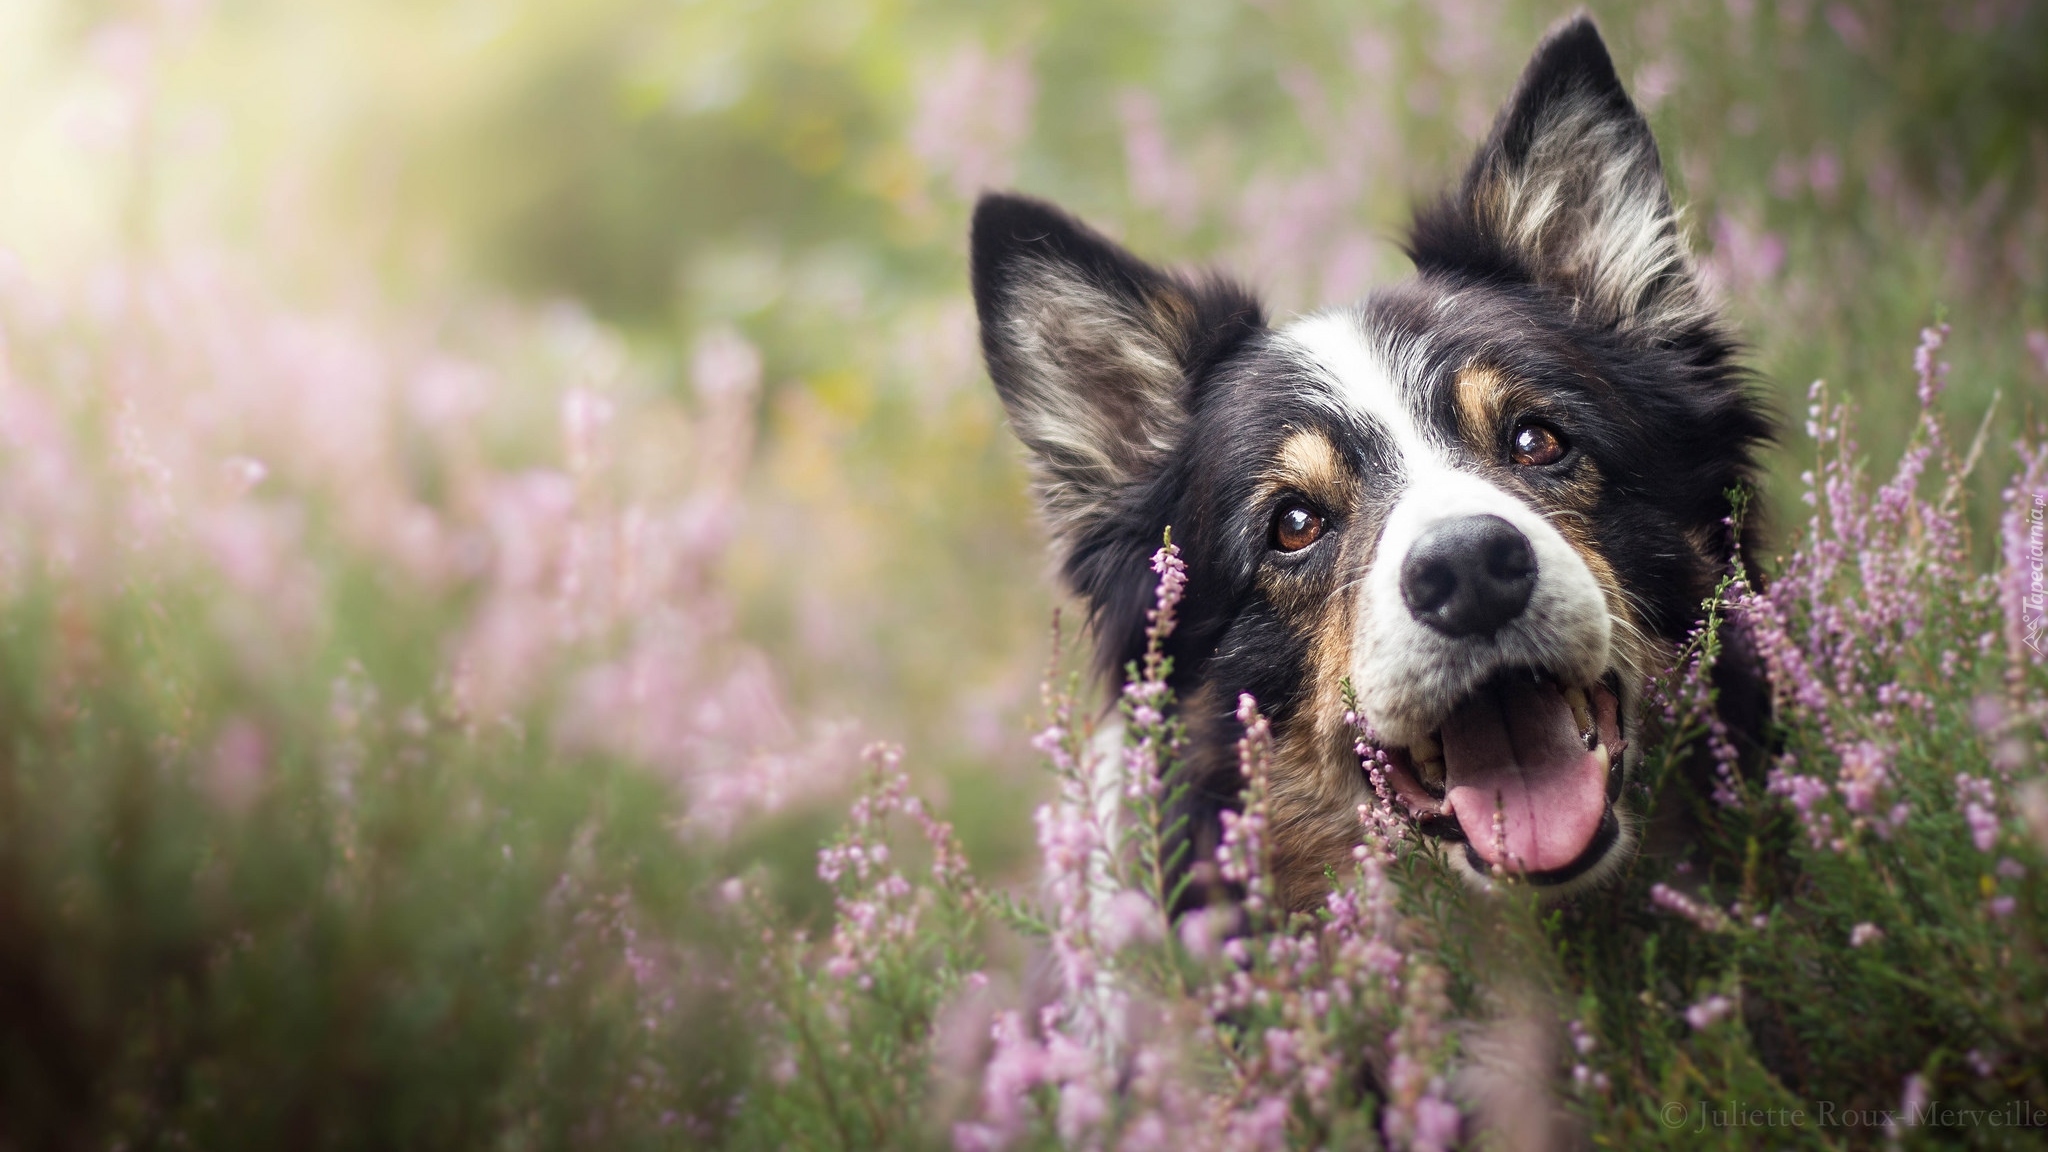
left=1685, top=994, right=1737, bottom=1031
left=911, top=45, right=1037, bottom=202
left=1702, top=211, right=1786, bottom=298
left=205, top=716, right=269, bottom=815
left=1826, top=4, right=1871, bottom=51
left=1119, top=90, right=1201, bottom=232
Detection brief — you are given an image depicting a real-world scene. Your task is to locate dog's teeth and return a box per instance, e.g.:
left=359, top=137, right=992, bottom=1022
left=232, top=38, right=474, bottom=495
left=1565, top=685, right=1594, bottom=747
left=1415, top=755, right=1446, bottom=790
left=1592, top=743, right=1611, bottom=776
left=1410, top=732, right=1441, bottom=763
left=1439, top=792, right=1456, bottom=818
left=1564, top=684, right=1592, bottom=729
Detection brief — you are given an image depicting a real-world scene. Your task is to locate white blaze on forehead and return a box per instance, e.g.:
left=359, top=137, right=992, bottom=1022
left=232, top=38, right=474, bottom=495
left=1278, top=310, right=1442, bottom=476
left=1277, top=310, right=1613, bottom=748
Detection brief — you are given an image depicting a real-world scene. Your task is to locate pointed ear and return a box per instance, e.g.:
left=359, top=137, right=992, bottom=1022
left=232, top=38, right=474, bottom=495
left=972, top=193, right=1262, bottom=551
left=1408, top=15, right=1705, bottom=336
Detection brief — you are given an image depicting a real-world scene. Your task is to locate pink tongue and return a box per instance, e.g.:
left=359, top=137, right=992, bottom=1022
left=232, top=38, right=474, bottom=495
left=1441, top=677, right=1607, bottom=874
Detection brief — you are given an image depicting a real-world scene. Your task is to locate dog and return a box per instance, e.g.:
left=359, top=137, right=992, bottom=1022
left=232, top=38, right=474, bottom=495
left=970, top=15, right=1771, bottom=912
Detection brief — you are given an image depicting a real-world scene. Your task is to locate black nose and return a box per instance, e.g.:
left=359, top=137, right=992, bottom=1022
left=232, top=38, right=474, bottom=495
left=1400, top=514, right=1537, bottom=638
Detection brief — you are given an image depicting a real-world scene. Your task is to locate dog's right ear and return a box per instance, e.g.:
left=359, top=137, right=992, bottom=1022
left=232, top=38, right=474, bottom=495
left=972, top=194, right=1262, bottom=554
left=1408, top=15, right=1707, bottom=340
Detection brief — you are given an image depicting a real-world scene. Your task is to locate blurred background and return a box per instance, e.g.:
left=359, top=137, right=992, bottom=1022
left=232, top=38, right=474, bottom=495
left=0, top=2, right=2042, bottom=1138
left=4, top=0, right=2043, bottom=867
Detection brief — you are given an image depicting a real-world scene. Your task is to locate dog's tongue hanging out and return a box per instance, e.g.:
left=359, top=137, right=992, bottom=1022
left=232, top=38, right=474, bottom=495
left=1440, top=677, right=1608, bottom=873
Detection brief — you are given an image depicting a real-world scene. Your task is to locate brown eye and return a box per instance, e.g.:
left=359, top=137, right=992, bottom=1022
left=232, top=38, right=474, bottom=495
left=1272, top=503, right=1324, bottom=552
left=1511, top=422, right=1568, bottom=467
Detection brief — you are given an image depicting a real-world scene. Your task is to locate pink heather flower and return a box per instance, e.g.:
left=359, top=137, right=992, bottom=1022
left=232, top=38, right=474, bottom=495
left=561, top=387, right=615, bottom=476
left=1766, top=764, right=1839, bottom=850
left=205, top=716, right=269, bottom=815
left=910, top=45, right=1036, bottom=202
left=1957, top=774, right=2001, bottom=852
left=1411, top=1096, right=1462, bottom=1152
left=1650, top=883, right=1734, bottom=933
left=1176, top=908, right=1221, bottom=959
left=1262, top=1027, right=1299, bottom=1078
left=220, top=454, right=268, bottom=494
left=1568, top=1019, right=1598, bottom=1056
left=1100, top=888, right=1163, bottom=953
left=1217, top=694, right=1277, bottom=918
left=967, top=1010, right=1048, bottom=1142
left=1685, top=994, right=1736, bottom=1031
left=1225, top=1095, right=1290, bottom=1150
left=1837, top=740, right=1891, bottom=813
left=1825, top=3, right=1870, bottom=50
left=1703, top=211, right=1785, bottom=296
left=1849, top=922, right=1884, bottom=948
left=1118, top=88, right=1201, bottom=232
left=2024, top=784, right=2048, bottom=853
left=1972, top=694, right=2009, bottom=736
left=1807, top=148, right=1842, bottom=199
left=950, top=1126, right=1003, bottom=1152
left=693, top=324, right=762, bottom=408
left=1055, top=1081, right=1108, bottom=1145
left=1913, top=323, right=1950, bottom=408
left=1900, top=1074, right=1929, bottom=1126
left=1150, top=541, right=1188, bottom=637
left=1989, top=895, right=2017, bottom=919
left=1117, top=539, right=1190, bottom=804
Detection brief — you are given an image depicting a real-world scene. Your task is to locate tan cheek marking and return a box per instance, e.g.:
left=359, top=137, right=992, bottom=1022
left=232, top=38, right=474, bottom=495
left=1261, top=531, right=1375, bottom=912
left=1252, top=427, right=1375, bottom=911
left=1543, top=471, right=1653, bottom=673
left=1554, top=515, right=1625, bottom=617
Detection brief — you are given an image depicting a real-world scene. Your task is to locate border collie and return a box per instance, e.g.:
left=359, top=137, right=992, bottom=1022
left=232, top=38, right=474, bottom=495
left=970, top=16, right=1770, bottom=911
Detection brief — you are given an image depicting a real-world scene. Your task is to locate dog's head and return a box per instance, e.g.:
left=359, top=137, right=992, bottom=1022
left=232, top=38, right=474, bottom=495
left=971, top=17, right=1768, bottom=907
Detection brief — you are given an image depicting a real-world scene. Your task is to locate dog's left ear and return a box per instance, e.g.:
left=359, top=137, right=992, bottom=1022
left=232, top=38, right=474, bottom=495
left=1409, top=15, right=1705, bottom=336
left=971, top=193, right=1263, bottom=558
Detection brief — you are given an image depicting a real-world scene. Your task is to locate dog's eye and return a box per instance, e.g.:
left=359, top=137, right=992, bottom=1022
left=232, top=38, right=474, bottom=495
left=1510, top=422, right=1568, bottom=468
left=1271, top=502, right=1325, bottom=552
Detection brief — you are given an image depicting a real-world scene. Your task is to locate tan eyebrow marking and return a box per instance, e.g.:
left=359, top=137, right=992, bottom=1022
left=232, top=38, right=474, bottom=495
left=1453, top=365, right=1511, bottom=450
left=1260, top=428, right=1348, bottom=504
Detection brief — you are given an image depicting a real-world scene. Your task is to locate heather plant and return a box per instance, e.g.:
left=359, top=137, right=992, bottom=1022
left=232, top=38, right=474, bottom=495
left=738, top=325, right=2047, bottom=1151
left=753, top=540, right=1475, bottom=1152
left=0, top=248, right=856, bottom=1148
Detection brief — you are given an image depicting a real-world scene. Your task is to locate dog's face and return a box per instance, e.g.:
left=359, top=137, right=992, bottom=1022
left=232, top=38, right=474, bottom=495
left=972, top=18, right=1768, bottom=909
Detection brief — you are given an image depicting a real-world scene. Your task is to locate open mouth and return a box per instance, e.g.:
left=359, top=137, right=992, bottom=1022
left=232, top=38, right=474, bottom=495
left=1372, top=669, right=1627, bottom=885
